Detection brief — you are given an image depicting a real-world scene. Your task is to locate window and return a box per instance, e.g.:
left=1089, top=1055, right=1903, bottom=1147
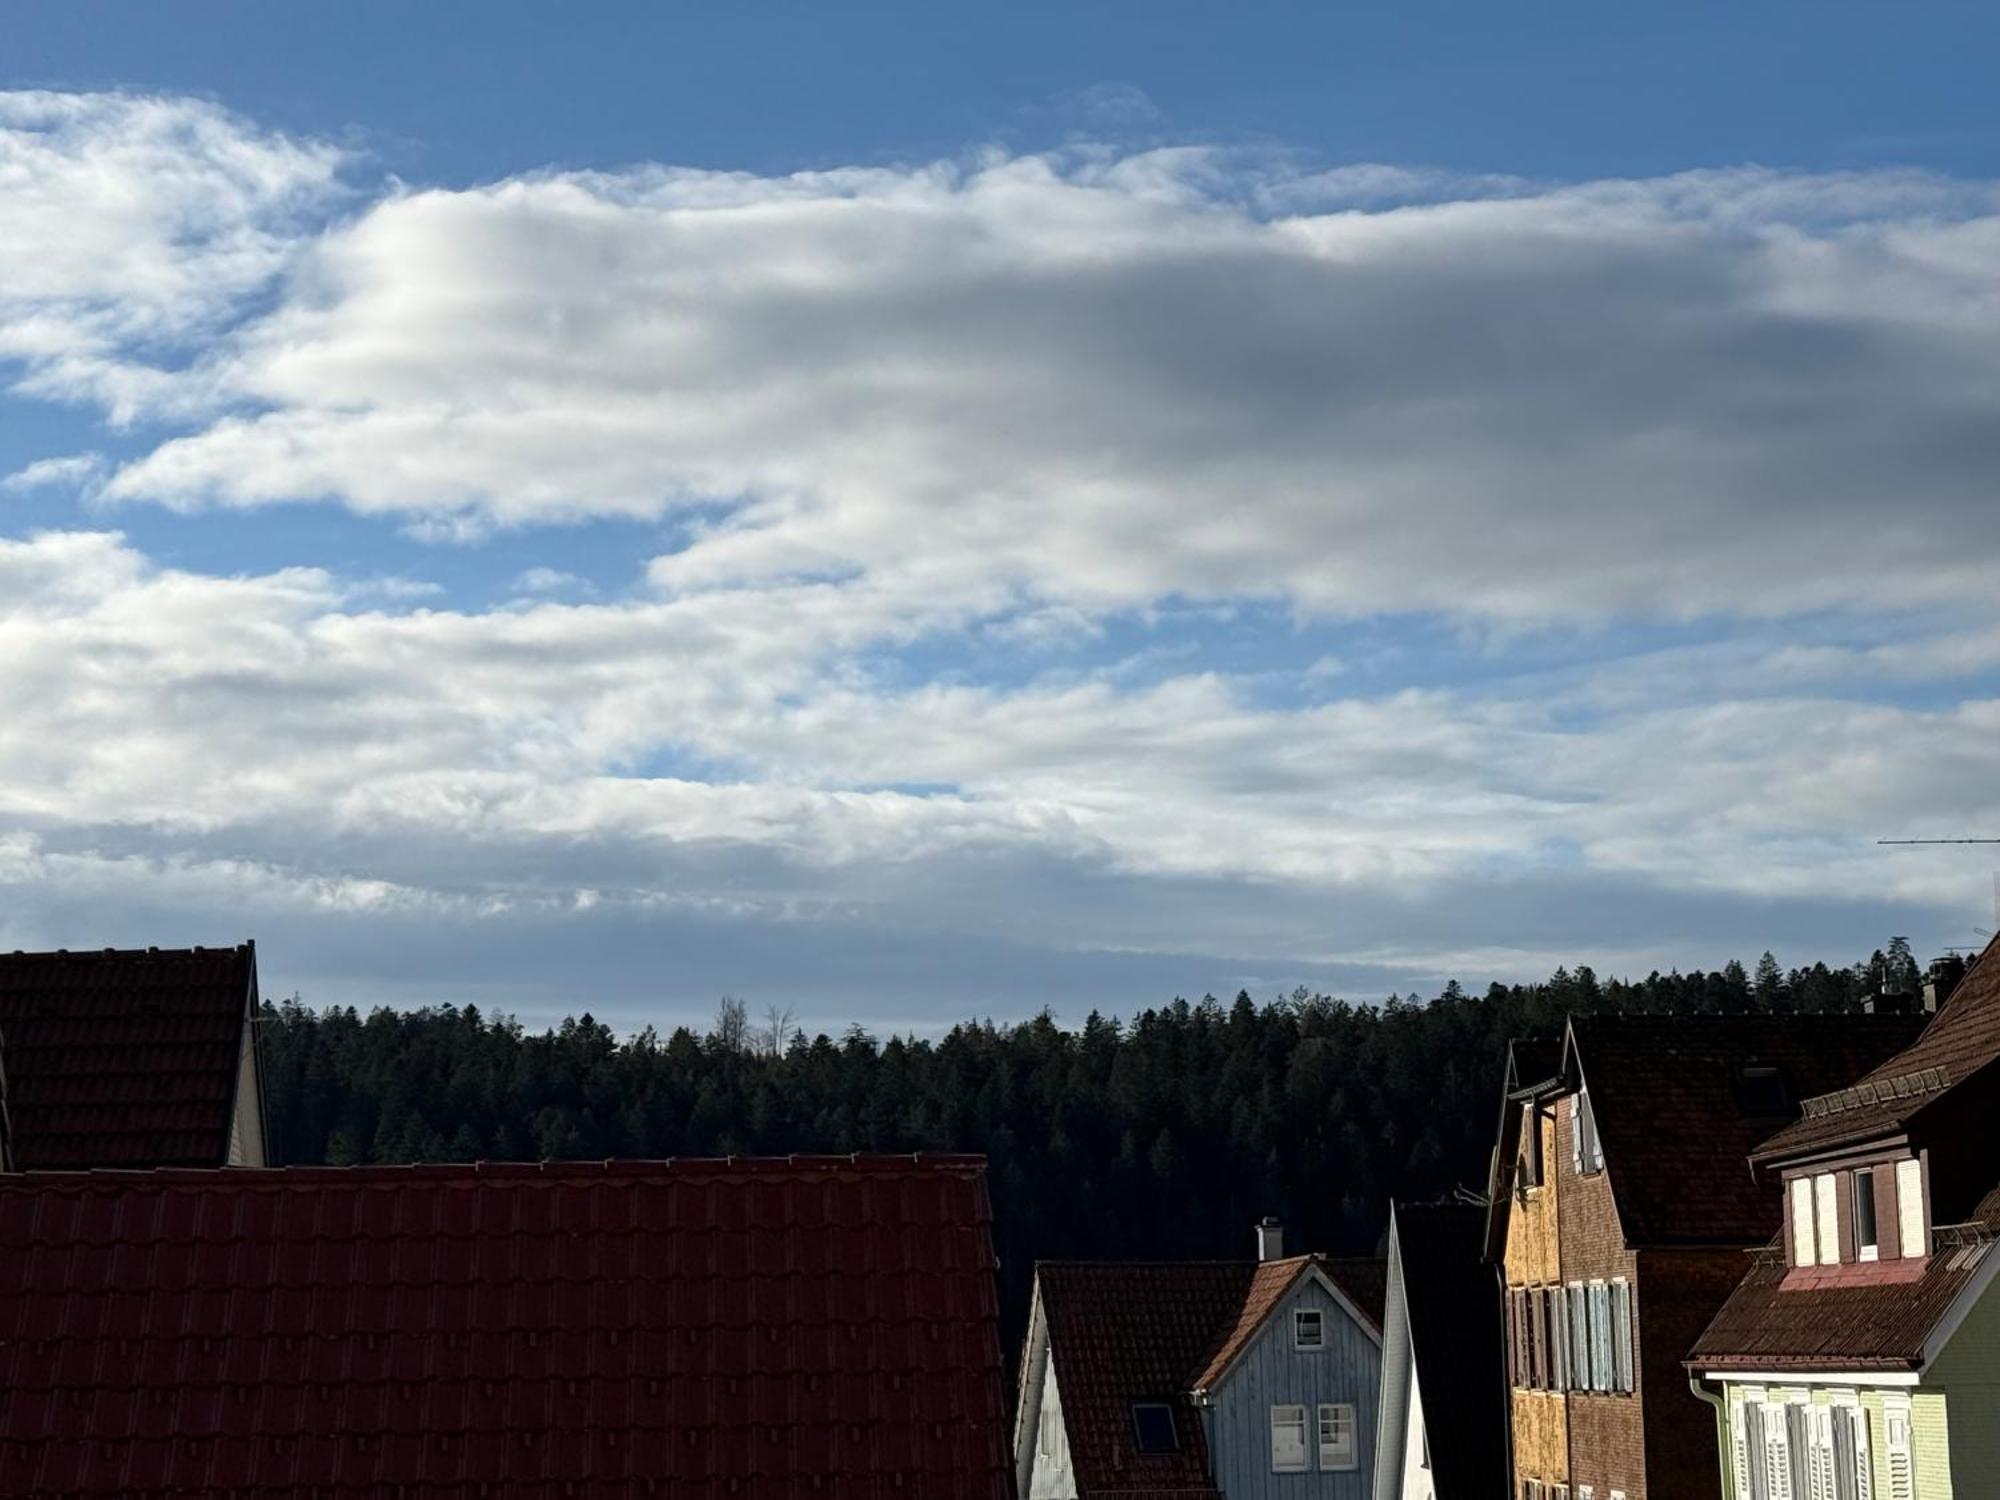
left=1317, top=1403, right=1356, bottom=1470
left=1737, top=1065, right=1793, bottom=1116
left=1790, top=1177, right=1817, bottom=1266
left=1294, top=1308, right=1324, bottom=1350
left=1576, top=1487, right=1593, bottom=1500
left=1609, top=1279, right=1633, bottom=1393
left=1814, top=1174, right=1840, bottom=1266
left=1520, top=1102, right=1545, bottom=1189
left=1897, top=1158, right=1927, bottom=1259
left=1781, top=1398, right=1810, bottom=1500
left=1270, top=1404, right=1308, bottom=1472
left=1585, top=1280, right=1613, bottom=1391
left=1738, top=1397, right=1771, bottom=1500
left=1131, top=1402, right=1178, bottom=1454
left=1571, top=1090, right=1603, bottom=1174
left=1854, top=1169, right=1879, bottom=1261
left=1830, top=1397, right=1874, bottom=1500
left=1523, top=1482, right=1544, bottom=1500
left=1550, top=1485, right=1567, bottom=1500
left=1038, top=1395, right=1061, bottom=1461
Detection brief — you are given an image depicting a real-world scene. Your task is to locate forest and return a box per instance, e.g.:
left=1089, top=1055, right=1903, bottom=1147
left=258, top=943, right=1943, bottom=1360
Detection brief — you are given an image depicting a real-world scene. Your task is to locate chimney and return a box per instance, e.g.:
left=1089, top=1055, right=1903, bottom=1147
left=1863, top=990, right=1914, bottom=1016
left=1256, top=1217, right=1284, bottom=1263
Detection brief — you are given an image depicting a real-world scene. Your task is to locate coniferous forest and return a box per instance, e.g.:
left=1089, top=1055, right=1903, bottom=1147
left=258, top=943, right=1945, bottom=1363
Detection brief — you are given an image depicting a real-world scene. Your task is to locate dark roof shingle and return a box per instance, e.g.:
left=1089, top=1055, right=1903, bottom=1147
left=0, top=1154, right=1012, bottom=1498
left=1571, top=1014, right=1926, bottom=1246
left=0, top=945, right=256, bottom=1169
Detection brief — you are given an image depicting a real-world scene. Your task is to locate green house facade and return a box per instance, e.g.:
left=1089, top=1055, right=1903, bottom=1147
left=1688, top=936, right=2000, bottom=1500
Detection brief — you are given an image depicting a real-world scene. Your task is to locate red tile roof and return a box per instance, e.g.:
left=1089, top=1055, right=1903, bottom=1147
left=1568, top=1015, right=1925, bottom=1246
left=0, top=945, right=258, bottom=1169
left=0, top=1154, right=1011, bottom=1499
left=1031, top=1255, right=1385, bottom=1500
left=1753, top=933, right=2000, bottom=1163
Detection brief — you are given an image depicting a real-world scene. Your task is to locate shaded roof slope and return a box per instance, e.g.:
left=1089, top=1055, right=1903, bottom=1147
left=1755, top=934, right=2000, bottom=1162
left=1035, top=1261, right=1246, bottom=1500
left=0, top=1155, right=1011, bottom=1499
left=1570, top=1014, right=1925, bottom=1246
left=1395, top=1203, right=1508, bottom=1500
left=0, top=945, right=256, bottom=1169
left=1688, top=1215, right=2000, bottom=1374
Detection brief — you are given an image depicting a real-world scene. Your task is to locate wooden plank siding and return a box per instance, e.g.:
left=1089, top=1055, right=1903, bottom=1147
left=1202, top=1277, right=1382, bottom=1500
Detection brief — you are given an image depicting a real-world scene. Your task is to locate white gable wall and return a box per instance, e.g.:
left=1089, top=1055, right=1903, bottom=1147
left=1028, top=1352, right=1080, bottom=1500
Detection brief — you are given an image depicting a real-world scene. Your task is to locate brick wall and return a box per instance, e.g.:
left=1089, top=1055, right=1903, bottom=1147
left=1558, top=1092, right=1645, bottom=1500
left=1507, top=1102, right=1567, bottom=1494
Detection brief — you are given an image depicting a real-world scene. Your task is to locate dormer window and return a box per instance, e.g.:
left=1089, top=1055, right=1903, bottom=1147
left=1789, top=1157, right=1928, bottom=1268
left=1294, top=1309, right=1324, bottom=1349
left=1570, top=1089, right=1603, bottom=1175
left=1736, top=1065, right=1793, bottom=1117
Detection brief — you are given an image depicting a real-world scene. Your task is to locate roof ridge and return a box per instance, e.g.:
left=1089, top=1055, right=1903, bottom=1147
left=0, top=1152, right=991, bottom=1188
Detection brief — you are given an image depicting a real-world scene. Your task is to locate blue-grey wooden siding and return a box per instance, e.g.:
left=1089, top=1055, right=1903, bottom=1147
left=1200, top=1277, right=1382, bottom=1500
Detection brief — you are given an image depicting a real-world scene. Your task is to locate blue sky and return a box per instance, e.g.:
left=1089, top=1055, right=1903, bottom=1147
left=4, top=5, right=1999, bottom=1032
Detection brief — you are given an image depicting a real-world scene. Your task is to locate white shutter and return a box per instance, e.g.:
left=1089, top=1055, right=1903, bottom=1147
left=1883, top=1402, right=1910, bottom=1500
left=1767, top=1403, right=1795, bottom=1500
left=1814, top=1175, right=1840, bottom=1266
left=1808, top=1404, right=1833, bottom=1500
left=1570, top=1094, right=1584, bottom=1173
left=1592, top=1282, right=1613, bottom=1390
left=1732, top=1398, right=1754, bottom=1500
left=1896, top=1160, right=1926, bottom=1259
left=1569, top=1281, right=1588, bottom=1387
left=1610, top=1279, right=1633, bottom=1392
left=1791, top=1177, right=1818, bottom=1265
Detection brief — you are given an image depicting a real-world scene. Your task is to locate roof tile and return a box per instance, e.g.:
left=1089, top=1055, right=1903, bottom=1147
left=0, top=1154, right=1011, bottom=1498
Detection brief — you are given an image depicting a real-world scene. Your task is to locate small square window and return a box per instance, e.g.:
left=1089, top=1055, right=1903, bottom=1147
left=1736, top=1065, right=1793, bottom=1117
left=1131, top=1402, right=1178, bottom=1454
left=1294, top=1309, right=1325, bottom=1349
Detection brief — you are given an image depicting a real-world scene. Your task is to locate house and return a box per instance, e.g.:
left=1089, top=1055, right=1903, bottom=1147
left=0, top=944, right=267, bottom=1170
left=1015, top=1219, right=1387, bottom=1499
left=1485, top=1015, right=1924, bottom=1500
left=0, top=1152, right=1014, bottom=1497
left=1374, top=1200, right=1508, bottom=1500
left=1687, top=934, right=2000, bottom=1497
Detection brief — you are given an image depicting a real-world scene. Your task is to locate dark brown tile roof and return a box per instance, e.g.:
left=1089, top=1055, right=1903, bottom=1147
left=1035, top=1261, right=1243, bottom=1500
left=1032, top=1254, right=1384, bottom=1499
left=1687, top=1216, right=2000, bottom=1372
left=1570, top=1014, right=1925, bottom=1247
left=1754, top=934, right=2000, bottom=1163
left=1392, top=1203, right=1508, bottom=1500
left=0, top=1155, right=1012, bottom=1498
left=0, top=945, right=258, bottom=1169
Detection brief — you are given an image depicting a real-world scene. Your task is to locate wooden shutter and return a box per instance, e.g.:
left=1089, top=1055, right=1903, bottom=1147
left=1896, top=1160, right=1926, bottom=1259
left=1569, top=1095, right=1584, bottom=1174
left=1568, top=1281, right=1588, bottom=1388
left=1790, top=1178, right=1816, bottom=1266
left=1808, top=1403, right=1833, bottom=1500
left=1814, top=1175, right=1840, bottom=1266
left=1882, top=1402, right=1909, bottom=1500
left=1610, top=1280, right=1633, bottom=1392
left=1766, top=1400, right=1795, bottom=1500
left=1551, top=1285, right=1569, bottom=1390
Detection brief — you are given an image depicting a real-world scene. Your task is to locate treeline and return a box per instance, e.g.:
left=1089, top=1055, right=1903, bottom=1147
left=258, top=943, right=1943, bottom=1360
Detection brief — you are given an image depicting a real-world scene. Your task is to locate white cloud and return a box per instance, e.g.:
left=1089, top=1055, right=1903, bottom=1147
left=1, top=452, right=103, bottom=494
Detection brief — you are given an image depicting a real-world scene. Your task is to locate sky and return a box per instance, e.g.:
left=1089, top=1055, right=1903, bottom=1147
left=4, top=3, right=2000, bottom=1033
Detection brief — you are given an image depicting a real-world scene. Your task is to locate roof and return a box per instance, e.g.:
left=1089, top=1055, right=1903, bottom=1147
left=1482, top=1036, right=1562, bottom=1262
left=1754, top=934, right=2000, bottom=1163
left=0, top=1154, right=1012, bottom=1499
left=1391, top=1203, right=1507, bottom=1500
left=1567, top=1014, right=1926, bottom=1247
left=1032, top=1254, right=1384, bottom=1500
left=0, top=945, right=257, bottom=1169
left=1687, top=1215, right=2000, bottom=1373
left=1189, top=1255, right=1385, bottom=1392
left=1034, top=1262, right=1246, bottom=1500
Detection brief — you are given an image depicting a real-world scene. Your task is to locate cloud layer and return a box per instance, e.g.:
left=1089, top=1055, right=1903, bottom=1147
left=3, top=92, right=1998, bottom=1023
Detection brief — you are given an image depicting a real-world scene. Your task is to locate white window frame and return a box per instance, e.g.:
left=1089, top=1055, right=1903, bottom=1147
left=1854, top=1169, right=1880, bottom=1262
left=1896, top=1158, right=1926, bottom=1260
left=1317, top=1402, right=1356, bottom=1471
left=1571, top=1089, right=1604, bottom=1174
left=1270, top=1403, right=1309, bottom=1473
left=1577, top=1487, right=1594, bottom=1500
left=1294, top=1307, right=1325, bottom=1350
left=1814, top=1174, right=1840, bottom=1266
